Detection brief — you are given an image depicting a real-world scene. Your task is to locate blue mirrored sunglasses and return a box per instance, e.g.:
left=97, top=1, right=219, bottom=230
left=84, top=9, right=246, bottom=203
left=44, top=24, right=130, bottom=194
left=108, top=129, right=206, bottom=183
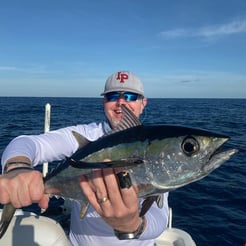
left=105, top=92, right=142, bottom=102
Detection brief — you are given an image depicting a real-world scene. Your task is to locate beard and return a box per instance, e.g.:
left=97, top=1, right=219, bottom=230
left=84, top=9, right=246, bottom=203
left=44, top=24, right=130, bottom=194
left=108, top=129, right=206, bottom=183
left=108, top=118, right=121, bottom=129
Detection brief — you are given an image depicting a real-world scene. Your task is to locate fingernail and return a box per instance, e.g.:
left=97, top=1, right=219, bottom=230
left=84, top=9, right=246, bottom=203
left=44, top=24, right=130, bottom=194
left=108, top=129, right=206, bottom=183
left=116, top=171, right=132, bottom=189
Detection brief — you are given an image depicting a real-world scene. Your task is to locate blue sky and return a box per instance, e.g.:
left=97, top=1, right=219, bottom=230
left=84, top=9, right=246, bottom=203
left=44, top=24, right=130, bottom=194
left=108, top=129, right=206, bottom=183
left=0, top=0, right=246, bottom=98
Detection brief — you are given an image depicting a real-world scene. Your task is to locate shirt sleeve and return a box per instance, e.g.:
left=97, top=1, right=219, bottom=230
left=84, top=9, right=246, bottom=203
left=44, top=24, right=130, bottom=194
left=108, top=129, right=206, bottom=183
left=1, top=122, right=105, bottom=170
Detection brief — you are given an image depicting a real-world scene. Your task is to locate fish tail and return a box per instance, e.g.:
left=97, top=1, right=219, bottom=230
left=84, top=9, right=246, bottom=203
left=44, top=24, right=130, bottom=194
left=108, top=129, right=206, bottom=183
left=0, top=204, right=16, bottom=239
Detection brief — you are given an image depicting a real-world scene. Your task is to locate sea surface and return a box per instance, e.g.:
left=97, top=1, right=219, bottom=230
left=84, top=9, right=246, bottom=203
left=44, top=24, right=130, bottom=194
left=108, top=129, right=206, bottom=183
left=0, top=97, right=245, bottom=246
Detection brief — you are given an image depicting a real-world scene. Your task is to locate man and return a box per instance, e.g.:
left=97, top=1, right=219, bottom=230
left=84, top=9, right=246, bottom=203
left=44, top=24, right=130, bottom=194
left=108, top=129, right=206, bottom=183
left=0, top=71, right=169, bottom=245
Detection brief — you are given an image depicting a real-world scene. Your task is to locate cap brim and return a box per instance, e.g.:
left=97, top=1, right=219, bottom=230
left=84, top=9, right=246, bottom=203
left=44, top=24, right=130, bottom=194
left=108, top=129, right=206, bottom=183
left=101, top=88, right=144, bottom=96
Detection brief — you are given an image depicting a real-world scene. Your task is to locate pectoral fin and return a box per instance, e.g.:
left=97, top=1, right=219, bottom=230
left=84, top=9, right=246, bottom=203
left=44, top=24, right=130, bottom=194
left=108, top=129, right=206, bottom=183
left=80, top=202, right=90, bottom=219
left=155, top=194, right=164, bottom=208
left=139, top=194, right=164, bottom=217
left=68, top=158, right=144, bottom=169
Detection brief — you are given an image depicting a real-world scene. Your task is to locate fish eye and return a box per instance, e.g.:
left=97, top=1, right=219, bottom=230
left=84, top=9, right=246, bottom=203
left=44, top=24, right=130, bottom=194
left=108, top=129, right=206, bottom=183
left=181, top=136, right=200, bottom=156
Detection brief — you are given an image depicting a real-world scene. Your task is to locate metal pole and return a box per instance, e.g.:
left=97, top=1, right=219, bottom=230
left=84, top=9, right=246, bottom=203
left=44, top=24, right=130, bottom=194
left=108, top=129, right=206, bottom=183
left=168, top=207, right=172, bottom=229
left=43, top=103, right=51, bottom=177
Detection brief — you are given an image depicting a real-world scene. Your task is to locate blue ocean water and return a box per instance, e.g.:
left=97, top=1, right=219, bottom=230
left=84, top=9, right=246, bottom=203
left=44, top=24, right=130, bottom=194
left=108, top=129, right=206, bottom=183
left=0, top=97, right=245, bottom=245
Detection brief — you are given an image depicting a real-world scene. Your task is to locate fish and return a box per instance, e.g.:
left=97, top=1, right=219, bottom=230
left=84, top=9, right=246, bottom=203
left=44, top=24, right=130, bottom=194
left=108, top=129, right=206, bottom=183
left=0, top=105, right=238, bottom=239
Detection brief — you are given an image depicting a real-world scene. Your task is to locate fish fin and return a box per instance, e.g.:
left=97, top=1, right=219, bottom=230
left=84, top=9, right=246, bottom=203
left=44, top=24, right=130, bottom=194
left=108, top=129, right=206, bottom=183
left=80, top=202, right=90, bottom=219
left=139, top=195, right=163, bottom=217
left=71, top=104, right=141, bottom=156
left=0, top=204, right=16, bottom=239
left=72, top=131, right=91, bottom=149
left=105, top=104, right=142, bottom=136
left=68, top=157, right=144, bottom=169
left=155, top=194, right=164, bottom=209
left=43, top=161, right=69, bottom=182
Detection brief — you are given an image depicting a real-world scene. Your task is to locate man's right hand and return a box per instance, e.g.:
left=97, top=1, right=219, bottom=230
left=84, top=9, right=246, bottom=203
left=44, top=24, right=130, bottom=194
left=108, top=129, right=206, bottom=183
left=0, top=169, right=49, bottom=209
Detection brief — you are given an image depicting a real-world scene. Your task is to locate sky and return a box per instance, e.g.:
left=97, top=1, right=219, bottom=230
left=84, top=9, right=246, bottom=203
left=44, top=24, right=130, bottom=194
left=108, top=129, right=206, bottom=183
left=0, top=0, right=246, bottom=98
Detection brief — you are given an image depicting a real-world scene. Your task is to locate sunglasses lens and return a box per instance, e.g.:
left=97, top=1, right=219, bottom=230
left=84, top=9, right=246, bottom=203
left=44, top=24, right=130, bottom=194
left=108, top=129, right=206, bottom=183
left=123, top=93, right=138, bottom=101
left=105, top=92, right=119, bottom=102
left=105, top=92, right=140, bottom=102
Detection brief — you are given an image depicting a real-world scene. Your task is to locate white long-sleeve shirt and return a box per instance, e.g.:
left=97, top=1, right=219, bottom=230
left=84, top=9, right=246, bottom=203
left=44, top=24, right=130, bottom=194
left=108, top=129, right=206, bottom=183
left=1, top=121, right=169, bottom=246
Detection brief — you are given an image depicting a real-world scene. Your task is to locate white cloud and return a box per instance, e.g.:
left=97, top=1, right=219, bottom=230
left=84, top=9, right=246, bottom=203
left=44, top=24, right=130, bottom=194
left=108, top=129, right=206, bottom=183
left=0, top=65, right=50, bottom=74
left=159, top=29, right=189, bottom=39
left=199, top=18, right=246, bottom=38
left=0, top=66, right=18, bottom=71
left=159, top=17, right=246, bottom=40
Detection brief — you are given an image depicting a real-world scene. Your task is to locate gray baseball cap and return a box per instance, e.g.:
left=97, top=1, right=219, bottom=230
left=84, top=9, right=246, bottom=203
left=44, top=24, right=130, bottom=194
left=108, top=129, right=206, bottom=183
left=101, top=71, right=144, bottom=96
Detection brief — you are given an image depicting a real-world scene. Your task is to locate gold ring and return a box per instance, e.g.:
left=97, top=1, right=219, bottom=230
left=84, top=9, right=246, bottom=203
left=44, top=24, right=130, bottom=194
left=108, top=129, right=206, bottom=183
left=98, top=197, right=109, bottom=204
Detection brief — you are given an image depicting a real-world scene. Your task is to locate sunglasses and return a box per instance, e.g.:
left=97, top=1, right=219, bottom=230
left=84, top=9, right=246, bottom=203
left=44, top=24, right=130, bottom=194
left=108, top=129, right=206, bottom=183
left=105, top=92, right=142, bottom=102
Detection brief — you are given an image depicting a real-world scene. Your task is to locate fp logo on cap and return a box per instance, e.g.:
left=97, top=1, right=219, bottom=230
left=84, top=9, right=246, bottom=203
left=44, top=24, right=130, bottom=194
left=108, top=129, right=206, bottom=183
left=117, top=72, right=128, bottom=83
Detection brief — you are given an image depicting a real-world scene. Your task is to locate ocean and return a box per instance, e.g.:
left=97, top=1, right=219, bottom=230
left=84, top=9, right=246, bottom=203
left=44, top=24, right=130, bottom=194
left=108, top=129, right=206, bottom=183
left=0, top=97, right=245, bottom=245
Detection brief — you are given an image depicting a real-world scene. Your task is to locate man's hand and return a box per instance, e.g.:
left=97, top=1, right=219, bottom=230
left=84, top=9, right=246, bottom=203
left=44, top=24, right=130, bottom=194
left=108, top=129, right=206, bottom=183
left=0, top=169, right=49, bottom=209
left=80, top=168, right=142, bottom=233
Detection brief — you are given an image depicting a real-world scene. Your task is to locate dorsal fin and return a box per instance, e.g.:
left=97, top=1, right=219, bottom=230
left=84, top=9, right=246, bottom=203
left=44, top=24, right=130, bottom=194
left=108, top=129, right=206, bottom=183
left=72, top=105, right=141, bottom=146
left=106, top=104, right=141, bottom=136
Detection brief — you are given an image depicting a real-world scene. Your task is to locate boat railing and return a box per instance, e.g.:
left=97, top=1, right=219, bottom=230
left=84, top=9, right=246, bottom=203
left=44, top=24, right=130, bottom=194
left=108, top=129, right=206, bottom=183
left=42, top=103, right=51, bottom=177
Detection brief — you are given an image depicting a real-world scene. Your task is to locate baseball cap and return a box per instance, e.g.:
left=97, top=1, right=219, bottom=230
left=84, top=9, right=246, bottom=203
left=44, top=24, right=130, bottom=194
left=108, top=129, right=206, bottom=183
left=101, top=71, right=144, bottom=96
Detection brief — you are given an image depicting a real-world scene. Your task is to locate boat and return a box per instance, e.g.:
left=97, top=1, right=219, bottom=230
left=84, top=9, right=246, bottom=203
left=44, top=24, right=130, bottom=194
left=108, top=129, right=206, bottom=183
left=155, top=208, right=196, bottom=246
left=0, top=207, right=196, bottom=246
left=0, top=209, right=68, bottom=245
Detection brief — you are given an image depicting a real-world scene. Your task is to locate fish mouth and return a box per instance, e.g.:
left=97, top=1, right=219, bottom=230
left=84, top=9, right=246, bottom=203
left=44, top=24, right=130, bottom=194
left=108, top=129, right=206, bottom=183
left=209, top=137, right=229, bottom=159
left=205, top=137, right=238, bottom=172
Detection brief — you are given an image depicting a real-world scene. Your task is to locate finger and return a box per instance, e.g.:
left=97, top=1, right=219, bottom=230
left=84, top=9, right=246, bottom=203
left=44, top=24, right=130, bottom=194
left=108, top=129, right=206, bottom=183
left=16, top=171, right=43, bottom=207
left=0, top=178, right=12, bottom=204
left=120, top=185, right=138, bottom=209
left=114, top=171, right=138, bottom=209
left=102, top=168, right=122, bottom=205
left=29, top=171, right=45, bottom=201
left=0, top=189, right=10, bottom=204
left=79, top=175, right=108, bottom=214
left=38, top=194, right=50, bottom=210
left=3, top=174, right=25, bottom=208
left=16, top=184, right=31, bottom=207
left=116, top=171, right=132, bottom=189
left=91, top=169, right=108, bottom=200
left=90, top=170, right=112, bottom=214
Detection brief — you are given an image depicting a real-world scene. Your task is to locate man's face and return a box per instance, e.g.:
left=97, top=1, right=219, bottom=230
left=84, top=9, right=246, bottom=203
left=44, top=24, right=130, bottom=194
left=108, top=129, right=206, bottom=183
left=103, top=91, right=147, bottom=129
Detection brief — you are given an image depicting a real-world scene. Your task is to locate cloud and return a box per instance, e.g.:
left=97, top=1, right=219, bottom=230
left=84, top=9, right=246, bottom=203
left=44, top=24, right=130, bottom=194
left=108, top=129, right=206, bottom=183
left=198, top=18, right=246, bottom=38
left=159, top=29, right=189, bottom=39
left=0, top=66, right=18, bottom=71
left=0, top=65, right=49, bottom=74
left=178, top=79, right=199, bottom=84
left=159, top=17, right=246, bottom=40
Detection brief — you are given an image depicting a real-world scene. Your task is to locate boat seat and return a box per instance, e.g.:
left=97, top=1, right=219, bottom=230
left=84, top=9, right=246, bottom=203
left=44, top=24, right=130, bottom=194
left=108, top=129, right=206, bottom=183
left=0, top=210, right=69, bottom=246
left=154, top=207, right=196, bottom=246
left=155, top=228, right=196, bottom=246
